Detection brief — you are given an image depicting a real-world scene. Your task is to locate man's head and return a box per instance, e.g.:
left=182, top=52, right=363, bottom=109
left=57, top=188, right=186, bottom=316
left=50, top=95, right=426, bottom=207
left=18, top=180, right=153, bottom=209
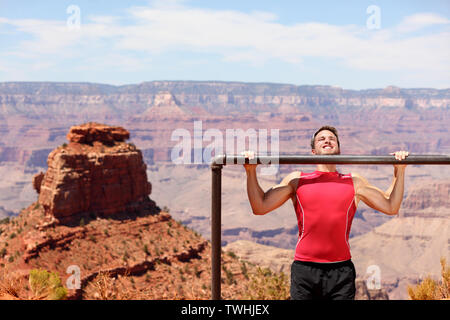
left=311, top=125, right=341, bottom=155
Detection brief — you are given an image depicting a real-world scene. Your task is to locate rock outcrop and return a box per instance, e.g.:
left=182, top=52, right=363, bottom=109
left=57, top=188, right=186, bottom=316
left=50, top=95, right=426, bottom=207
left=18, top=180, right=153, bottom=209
left=1, top=122, right=291, bottom=300
left=35, top=122, right=157, bottom=224
left=400, top=180, right=450, bottom=218
left=32, top=172, right=44, bottom=194
left=141, top=91, right=188, bottom=119
left=66, top=123, right=130, bottom=144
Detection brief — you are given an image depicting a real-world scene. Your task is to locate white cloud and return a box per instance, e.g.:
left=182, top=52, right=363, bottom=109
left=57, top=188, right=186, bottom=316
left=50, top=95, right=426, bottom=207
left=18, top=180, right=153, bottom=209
left=0, top=3, right=449, bottom=85
left=114, top=6, right=450, bottom=74
left=1, top=18, right=84, bottom=56
left=396, top=12, right=450, bottom=33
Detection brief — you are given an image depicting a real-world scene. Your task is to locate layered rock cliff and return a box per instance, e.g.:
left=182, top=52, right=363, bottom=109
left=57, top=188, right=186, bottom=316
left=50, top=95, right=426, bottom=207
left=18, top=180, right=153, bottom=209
left=33, top=122, right=156, bottom=224
left=0, top=81, right=449, bottom=166
left=0, top=82, right=449, bottom=118
left=400, top=180, right=450, bottom=218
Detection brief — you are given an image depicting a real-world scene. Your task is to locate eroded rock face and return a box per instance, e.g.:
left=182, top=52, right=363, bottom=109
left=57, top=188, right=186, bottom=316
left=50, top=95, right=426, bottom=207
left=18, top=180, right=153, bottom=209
left=36, top=123, right=155, bottom=223
left=400, top=180, right=450, bottom=218
left=67, top=122, right=130, bottom=144
left=32, top=172, right=44, bottom=194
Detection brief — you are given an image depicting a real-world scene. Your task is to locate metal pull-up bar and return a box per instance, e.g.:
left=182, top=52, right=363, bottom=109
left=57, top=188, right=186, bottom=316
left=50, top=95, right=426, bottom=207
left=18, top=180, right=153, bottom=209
left=210, top=154, right=450, bottom=300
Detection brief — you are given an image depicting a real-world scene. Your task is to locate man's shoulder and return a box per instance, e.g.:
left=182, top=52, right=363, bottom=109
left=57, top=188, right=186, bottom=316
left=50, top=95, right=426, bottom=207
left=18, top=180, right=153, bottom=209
left=349, top=172, right=369, bottom=189
left=286, top=171, right=301, bottom=180
left=279, top=171, right=301, bottom=187
left=285, top=171, right=301, bottom=179
left=350, top=172, right=364, bottom=180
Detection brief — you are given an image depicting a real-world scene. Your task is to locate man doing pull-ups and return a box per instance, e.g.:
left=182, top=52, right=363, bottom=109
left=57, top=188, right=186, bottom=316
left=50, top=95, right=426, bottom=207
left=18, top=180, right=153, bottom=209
left=243, top=125, right=408, bottom=300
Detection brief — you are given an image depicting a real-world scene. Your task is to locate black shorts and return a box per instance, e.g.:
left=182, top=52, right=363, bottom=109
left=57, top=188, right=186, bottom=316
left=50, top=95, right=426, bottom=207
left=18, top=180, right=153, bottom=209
left=290, top=259, right=356, bottom=300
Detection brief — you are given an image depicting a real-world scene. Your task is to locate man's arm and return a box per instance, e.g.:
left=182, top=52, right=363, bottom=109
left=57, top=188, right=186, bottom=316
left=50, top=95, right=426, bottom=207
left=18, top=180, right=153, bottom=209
left=244, top=164, right=297, bottom=215
left=353, top=151, right=408, bottom=215
left=384, top=166, right=402, bottom=197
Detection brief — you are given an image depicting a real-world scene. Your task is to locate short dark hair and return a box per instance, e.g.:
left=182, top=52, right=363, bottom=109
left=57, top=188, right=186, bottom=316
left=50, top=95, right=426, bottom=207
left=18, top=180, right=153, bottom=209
left=311, top=125, right=340, bottom=150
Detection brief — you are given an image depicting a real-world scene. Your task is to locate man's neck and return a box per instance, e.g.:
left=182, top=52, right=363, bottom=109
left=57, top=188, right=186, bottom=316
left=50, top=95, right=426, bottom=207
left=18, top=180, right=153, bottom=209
left=316, top=164, right=337, bottom=172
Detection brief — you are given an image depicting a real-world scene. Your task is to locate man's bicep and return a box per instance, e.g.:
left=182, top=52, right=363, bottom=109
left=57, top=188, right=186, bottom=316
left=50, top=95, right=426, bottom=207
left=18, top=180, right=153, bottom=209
left=259, top=173, right=297, bottom=214
left=261, top=184, right=294, bottom=212
left=356, top=178, right=393, bottom=214
left=264, top=172, right=298, bottom=198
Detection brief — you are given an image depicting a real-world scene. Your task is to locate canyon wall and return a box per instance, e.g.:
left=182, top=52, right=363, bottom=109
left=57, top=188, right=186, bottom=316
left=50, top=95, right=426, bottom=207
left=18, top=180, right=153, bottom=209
left=0, top=81, right=448, bottom=299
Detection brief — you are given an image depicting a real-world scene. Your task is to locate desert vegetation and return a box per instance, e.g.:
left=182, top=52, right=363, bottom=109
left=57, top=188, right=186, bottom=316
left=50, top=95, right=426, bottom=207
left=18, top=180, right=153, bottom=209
left=0, top=268, right=67, bottom=300
left=408, top=258, right=449, bottom=300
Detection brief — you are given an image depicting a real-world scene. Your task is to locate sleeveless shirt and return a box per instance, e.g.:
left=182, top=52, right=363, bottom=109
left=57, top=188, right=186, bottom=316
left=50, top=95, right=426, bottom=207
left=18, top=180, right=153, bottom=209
left=294, top=170, right=357, bottom=263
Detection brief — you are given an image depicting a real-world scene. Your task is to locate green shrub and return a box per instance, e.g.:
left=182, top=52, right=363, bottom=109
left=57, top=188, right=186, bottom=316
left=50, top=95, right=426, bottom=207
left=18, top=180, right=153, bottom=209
left=0, top=217, right=9, bottom=225
left=240, top=262, right=249, bottom=280
left=222, top=265, right=235, bottom=285
left=143, top=244, right=150, bottom=256
left=29, top=269, right=68, bottom=300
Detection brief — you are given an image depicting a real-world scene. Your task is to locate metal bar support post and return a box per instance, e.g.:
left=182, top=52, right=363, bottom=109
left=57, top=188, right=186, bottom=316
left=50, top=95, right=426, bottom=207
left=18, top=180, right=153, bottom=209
left=210, top=154, right=450, bottom=299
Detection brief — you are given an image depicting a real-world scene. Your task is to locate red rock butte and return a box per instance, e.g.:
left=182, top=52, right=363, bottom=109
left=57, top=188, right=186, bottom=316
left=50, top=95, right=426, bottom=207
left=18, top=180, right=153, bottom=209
left=33, top=123, right=158, bottom=225
left=67, top=122, right=130, bottom=144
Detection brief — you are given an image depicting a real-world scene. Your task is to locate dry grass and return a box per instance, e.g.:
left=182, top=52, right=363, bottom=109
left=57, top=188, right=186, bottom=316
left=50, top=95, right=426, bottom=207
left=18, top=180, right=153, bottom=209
left=408, top=257, right=450, bottom=300
left=0, top=268, right=23, bottom=298
left=0, top=268, right=68, bottom=300
left=84, top=271, right=135, bottom=300
left=242, top=267, right=290, bottom=300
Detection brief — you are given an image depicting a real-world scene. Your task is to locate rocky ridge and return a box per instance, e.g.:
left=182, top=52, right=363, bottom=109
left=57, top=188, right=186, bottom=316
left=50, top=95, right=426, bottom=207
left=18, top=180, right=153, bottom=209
left=0, top=123, right=291, bottom=300
left=0, top=201, right=257, bottom=299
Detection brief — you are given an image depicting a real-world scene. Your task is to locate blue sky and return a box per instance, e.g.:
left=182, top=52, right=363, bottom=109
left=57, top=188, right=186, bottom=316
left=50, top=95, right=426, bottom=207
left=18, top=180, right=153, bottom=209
left=0, top=0, right=449, bottom=89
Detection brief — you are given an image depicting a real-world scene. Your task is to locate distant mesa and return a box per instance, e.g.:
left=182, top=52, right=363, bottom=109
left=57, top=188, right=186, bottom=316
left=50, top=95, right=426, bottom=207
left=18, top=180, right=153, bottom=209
left=383, top=85, right=401, bottom=94
left=153, top=91, right=180, bottom=107
left=141, top=91, right=187, bottom=118
left=33, top=122, right=158, bottom=225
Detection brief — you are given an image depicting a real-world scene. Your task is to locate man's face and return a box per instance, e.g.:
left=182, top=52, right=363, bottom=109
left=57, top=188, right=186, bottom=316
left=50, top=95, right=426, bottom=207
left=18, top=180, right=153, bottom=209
left=311, top=130, right=340, bottom=155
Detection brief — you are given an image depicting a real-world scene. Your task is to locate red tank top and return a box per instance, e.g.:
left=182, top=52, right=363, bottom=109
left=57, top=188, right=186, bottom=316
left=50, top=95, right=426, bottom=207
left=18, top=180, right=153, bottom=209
left=294, top=170, right=356, bottom=263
